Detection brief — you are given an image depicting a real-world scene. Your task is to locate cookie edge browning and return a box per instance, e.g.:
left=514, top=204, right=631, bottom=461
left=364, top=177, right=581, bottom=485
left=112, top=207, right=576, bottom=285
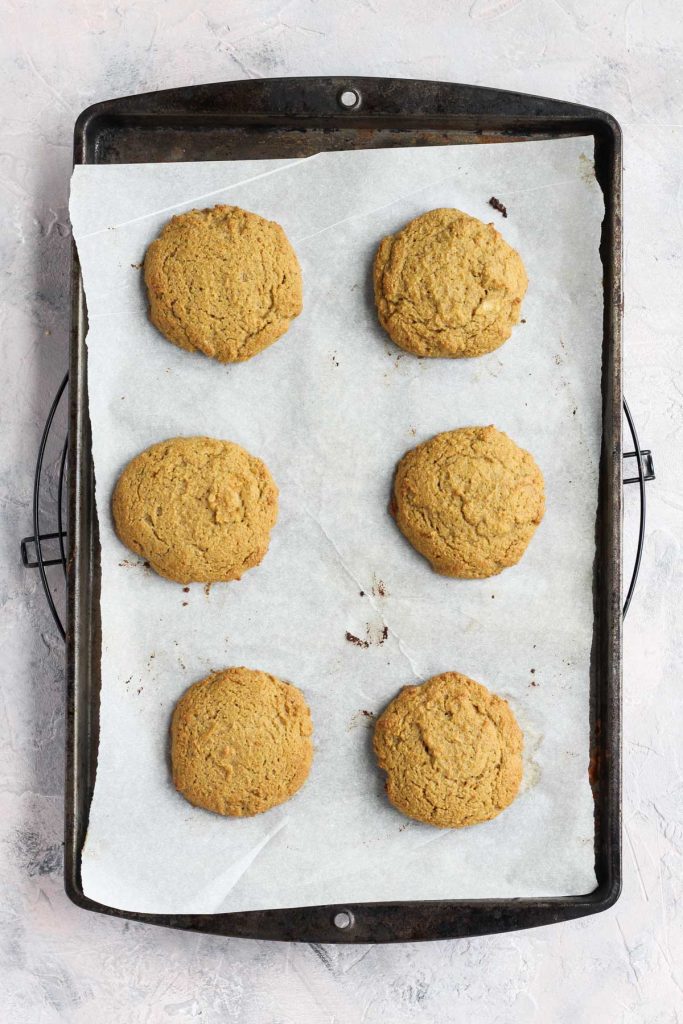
left=170, top=667, right=314, bottom=817
left=391, top=426, right=546, bottom=579
left=111, top=436, right=279, bottom=585
left=373, top=208, right=528, bottom=358
left=143, top=205, right=303, bottom=364
left=373, top=672, right=524, bottom=829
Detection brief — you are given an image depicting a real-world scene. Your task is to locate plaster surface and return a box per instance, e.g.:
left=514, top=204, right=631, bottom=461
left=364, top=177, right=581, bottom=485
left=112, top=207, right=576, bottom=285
left=1, top=1, right=681, bottom=1020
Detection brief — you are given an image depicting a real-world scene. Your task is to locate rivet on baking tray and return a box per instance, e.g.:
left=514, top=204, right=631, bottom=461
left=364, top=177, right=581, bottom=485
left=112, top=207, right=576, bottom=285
left=338, top=88, right=361, bottom=111
left=333, top=909, right=355, bottom=930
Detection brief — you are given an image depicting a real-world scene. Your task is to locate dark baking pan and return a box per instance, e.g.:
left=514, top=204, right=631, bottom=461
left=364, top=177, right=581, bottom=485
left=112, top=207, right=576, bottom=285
left=66, top=76, right=622, bottom=943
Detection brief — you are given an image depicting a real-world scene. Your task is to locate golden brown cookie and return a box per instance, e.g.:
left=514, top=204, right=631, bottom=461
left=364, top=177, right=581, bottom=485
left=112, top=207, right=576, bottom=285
left=112, top=436, right=278, bottom=584
left=373, top=207, right=527, bottom=357
left=171, top=667, right=314, bottom=817
left=392, top=426, right=545, bottom=579
left=144, top=205, right=302, bottom=363
left=373, top=672, right=523, bottom=828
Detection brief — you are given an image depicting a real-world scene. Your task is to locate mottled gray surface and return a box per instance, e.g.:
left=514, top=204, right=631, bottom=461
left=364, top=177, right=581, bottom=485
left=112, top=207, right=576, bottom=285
left=2, top=1, right=681, bottom=1020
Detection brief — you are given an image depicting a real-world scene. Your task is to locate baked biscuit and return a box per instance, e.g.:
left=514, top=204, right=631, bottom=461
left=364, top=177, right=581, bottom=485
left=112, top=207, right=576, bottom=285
left=392, top=426, right=544, bottom=578
left=373, top=672, right=523, bottom=828
left=144, top=205, right=302, bottom=362
left=112, top=436, right=278, bottom=584
left=171, top=667, right=314, bottom=817
left=373, top=207, right=527, bottom=357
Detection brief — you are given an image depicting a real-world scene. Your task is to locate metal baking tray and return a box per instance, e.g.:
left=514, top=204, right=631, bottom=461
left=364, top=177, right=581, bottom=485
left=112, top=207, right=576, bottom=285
left=66, top=76, right=622, bottom=943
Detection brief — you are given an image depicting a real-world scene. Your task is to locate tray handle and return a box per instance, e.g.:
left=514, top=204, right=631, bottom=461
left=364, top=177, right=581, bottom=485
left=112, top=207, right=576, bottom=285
left=74, top=76, right=620, bottom=143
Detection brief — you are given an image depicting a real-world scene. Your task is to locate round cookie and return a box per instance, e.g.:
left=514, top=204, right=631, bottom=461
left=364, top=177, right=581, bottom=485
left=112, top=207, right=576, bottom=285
left=373, top=672, right=523, bottom=828
left=373, top=207, right=527, bottom=358
left=144, top=205, right=302, bottom=363
left=112, top=436, right=278, bottom=584
left=171, top=667, right=314, bottom=817
left=392, top=426, right=545, bottom=579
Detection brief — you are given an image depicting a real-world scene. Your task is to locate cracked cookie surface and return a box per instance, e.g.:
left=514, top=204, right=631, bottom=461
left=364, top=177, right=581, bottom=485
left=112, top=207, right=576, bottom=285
left=112, top=436, right=278, bottom=584
left=373, top=672, right=523, bottom=828
left=144, top=204, right=302, bottom=363
left=392, top=425, right=545, bottom=579
left=373, top=207, right=527, bottom=358
left=171, top=667, right=314, bottom=817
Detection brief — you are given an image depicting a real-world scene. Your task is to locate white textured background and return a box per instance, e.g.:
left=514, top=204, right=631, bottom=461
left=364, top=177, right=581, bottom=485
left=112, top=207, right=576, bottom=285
left=1, top=1, right=681, bottom=1020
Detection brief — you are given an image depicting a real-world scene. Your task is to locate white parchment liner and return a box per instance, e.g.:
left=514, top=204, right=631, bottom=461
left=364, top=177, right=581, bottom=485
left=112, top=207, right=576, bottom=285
left=70, top=137, right=602, bottom=913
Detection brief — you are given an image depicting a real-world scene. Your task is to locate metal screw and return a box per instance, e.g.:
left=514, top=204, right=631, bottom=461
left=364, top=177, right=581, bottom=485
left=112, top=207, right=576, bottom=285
left=333, top=910, right=354, bottom=930
left=338, top=88, right=361, bottom=111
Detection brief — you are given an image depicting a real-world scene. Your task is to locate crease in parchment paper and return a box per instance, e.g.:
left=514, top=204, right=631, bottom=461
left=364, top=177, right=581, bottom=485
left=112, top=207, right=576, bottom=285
left=70, top=138, right=603, bottom=914
left=303, top=507, right=422, bottom=678
left=191, top=818, right=290, bottom=911
left=75, top=158, right=310, bottom=239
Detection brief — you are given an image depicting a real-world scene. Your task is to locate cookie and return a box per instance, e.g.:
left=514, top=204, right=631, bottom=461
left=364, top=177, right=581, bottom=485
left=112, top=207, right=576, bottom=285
left=373, top=672, right=523, bottom=828
left=392, top=426, right=545, bottom=579
left=112, top=436, right=278, bottom=584
left=171, top=667, right=314, bottom=817
left=144, top=205, right=302, bottom=363
left=373, top=207, right=527, bottom=358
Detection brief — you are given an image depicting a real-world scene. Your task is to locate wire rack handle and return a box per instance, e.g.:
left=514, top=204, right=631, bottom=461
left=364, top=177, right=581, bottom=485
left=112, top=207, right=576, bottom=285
left=22, top=373, right=68, bottom=640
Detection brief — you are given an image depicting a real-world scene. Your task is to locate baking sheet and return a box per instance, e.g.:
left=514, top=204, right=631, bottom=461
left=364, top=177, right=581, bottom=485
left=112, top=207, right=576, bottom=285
left=70, top=137, right=603, bottom=914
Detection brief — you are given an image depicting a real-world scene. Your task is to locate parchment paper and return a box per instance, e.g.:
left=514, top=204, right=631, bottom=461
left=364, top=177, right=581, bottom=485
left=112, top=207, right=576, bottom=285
left=70, top=137, right=603, bottom=914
